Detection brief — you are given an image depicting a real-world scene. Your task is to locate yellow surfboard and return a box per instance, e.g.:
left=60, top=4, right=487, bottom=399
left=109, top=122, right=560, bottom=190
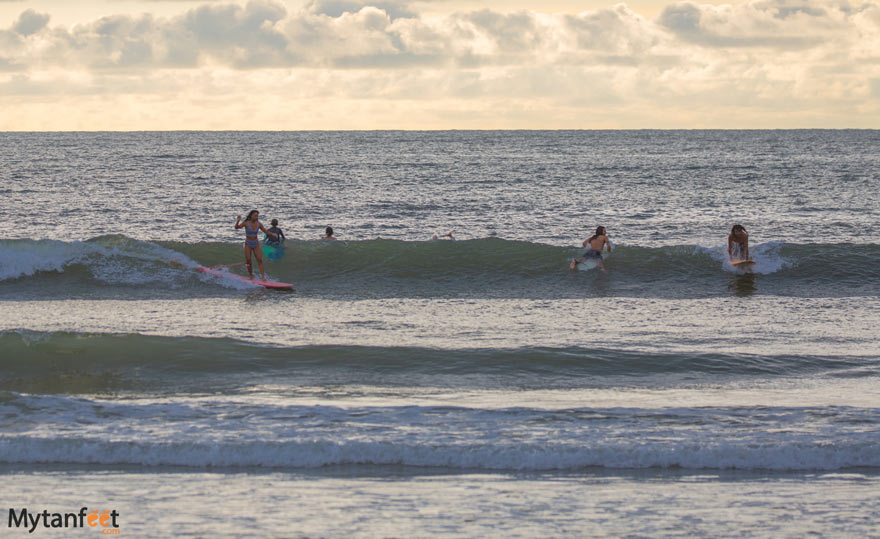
left=731, top=260, right=755, bottom=267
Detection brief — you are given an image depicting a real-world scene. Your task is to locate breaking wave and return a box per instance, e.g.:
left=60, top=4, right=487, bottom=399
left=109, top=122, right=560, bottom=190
left=1, top=236, right=878, bottom=298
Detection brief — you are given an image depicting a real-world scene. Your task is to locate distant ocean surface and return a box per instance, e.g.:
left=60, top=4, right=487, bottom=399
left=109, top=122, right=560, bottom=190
left=1, top=131, right=879, bottom=537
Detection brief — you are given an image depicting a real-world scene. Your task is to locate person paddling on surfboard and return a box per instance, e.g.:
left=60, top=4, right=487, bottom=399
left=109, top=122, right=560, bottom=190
left=570, top=226, right=611, bottom=272
left=728, top=224, right=750, bottom=263
left=235, top=210, right=278, bottom=281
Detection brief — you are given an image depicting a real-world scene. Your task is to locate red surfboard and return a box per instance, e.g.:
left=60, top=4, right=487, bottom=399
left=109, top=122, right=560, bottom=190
left=197, top=265, right=294, bottom=290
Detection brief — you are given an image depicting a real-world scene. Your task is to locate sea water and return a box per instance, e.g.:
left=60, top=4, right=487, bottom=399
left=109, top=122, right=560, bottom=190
left=1, top=131, right=879, bottom=537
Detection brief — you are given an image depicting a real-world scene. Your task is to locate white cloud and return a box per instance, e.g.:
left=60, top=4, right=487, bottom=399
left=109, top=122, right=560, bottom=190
left=306, top=0, right=418, bottom=19
left=656, top=1, right=850, bottom=49
left=2, top=0, right=875, bottom=70
left=0, top=0, right=878, bottom=128
left=12, top=9, right=49, bottom=36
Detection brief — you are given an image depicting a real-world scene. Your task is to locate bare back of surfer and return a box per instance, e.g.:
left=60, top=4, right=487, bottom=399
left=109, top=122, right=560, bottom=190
left=570, top=226, right=611, bottom=272
left=235, top=210, right=277, bottom=280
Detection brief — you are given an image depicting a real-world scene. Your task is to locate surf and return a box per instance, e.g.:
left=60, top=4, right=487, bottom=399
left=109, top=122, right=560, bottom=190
left=2, top=330, right=877, bottom=394
left=2, top=236, right=879, bottom=298
left=2, top=392, right=879, bottom=471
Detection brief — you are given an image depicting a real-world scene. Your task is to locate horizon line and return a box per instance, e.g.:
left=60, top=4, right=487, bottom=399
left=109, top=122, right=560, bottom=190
left=2, top=128, right=877, bottom=133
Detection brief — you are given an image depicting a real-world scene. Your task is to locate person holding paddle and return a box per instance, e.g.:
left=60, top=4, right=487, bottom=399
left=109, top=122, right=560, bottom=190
left=235, top=210, right=278, bottom=281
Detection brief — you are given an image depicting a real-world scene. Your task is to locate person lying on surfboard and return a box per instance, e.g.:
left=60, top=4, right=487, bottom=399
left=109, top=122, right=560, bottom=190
left=264, top=219, right=285, bottom=246
left=570, top=226, right=611, bottom=272
left=235, top=210, right=278, bottom=281
left=728, top=224, right=750, bottom=263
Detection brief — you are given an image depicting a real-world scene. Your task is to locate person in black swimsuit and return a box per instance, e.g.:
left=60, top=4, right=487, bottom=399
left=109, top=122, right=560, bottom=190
left=264, top=219, right=285, bottom=246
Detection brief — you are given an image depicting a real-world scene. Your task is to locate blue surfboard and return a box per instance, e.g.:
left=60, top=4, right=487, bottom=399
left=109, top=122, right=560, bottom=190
left=263, top=243, right=284, bottom=261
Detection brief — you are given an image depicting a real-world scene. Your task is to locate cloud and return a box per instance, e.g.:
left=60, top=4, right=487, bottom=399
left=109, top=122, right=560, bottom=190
left=1, top=2, right=299, bottom=70
left=657, top=0, right=848, bottom=49
left=12, top=9, right=50, bottom=36
left=306, top=0, right=418, bottom=19
left=181, top=2, right=295, bottom=67
left=0, top=0, right=878, bottom=128
left=2, top=0, right=875, bottom=70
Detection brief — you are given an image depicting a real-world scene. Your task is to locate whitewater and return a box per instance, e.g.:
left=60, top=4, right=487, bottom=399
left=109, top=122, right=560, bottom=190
left=1, top=130, right=879, bottom=537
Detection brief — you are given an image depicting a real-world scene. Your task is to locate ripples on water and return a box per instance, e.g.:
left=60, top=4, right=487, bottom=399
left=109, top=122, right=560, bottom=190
left=1, top=131, right=879, bottom=536
left=2, top=130, right=878, bottom=245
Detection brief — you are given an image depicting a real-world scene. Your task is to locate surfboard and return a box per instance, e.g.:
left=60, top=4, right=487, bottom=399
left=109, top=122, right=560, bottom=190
left=197, top=265, right=294, bottom=290
left=263, top=243, right=284, bottom=261
left=575, top=238, right=612, bottom=271
left=575, top=257, right=602, bottom=271
left=731, top=260, right=756, bottom=267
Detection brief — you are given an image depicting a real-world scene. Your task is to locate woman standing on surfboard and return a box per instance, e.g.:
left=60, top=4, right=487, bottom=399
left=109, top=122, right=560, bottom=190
left=728, top=224, right=750, bottom=262
left=235, top=210, right=278, bottom=281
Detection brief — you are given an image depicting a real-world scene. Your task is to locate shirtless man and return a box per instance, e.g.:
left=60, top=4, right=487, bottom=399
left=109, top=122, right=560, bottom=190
left=570, top=226, right=611, bottom=272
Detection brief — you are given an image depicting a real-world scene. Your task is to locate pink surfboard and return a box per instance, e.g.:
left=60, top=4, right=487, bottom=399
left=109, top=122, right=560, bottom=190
left=197, top=265, right=294, bottom=290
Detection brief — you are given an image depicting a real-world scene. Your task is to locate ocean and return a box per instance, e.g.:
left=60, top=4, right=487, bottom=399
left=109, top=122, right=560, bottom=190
left=1, top=130, right=879, bottom=537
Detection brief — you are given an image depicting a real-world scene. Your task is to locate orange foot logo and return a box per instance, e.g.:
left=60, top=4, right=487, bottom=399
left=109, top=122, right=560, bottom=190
left=87, top=510, right=120, bottom=534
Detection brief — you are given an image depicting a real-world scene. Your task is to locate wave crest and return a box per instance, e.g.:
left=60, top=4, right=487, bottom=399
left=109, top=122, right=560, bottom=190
left=2, top=236, right=878, bottom=297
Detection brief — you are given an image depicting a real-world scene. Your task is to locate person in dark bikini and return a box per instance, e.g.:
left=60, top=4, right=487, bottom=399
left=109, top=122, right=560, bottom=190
left=728, top=224, right=749, bottom=262
left=235, top=210, right=278, bottom=280
left=570, top=226, right=611, bottom=272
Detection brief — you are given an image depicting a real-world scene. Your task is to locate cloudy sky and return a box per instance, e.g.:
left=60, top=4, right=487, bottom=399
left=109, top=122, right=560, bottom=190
left=1, top=0, right=878, bottom=129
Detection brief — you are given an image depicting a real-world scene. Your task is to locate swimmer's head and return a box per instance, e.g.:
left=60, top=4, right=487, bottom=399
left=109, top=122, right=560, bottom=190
left=325, top=226, right=334, bottom=237
left=246, top=210, right=259, bottom=221
left=271, top=219, right=278, bottom=226
left=731, top=224, right=747, bottom=235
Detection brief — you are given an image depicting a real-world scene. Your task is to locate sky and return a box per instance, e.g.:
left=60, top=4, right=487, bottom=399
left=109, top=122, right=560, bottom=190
left=0, top=0, right=878, bottom=130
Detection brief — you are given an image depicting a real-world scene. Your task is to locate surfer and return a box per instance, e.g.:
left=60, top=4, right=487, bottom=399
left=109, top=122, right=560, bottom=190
left=265, top=219, right=285, bottom=246
left=235, top=210, right=278, bottom=280
left=321, top=226, right=337, bottom=240
left=728, top=224, right=749, bottom=262
left=431, top=231, right=455, bottom=240
left=570, top=226, right=611, bottom=272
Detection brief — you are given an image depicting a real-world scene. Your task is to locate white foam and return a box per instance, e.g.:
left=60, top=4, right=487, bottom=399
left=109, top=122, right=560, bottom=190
left=0, top=238, right=248, bottom=289
left=698, top=241, right=790, bottom=275
left=2, top=394, right=877, bottom=471
left=0, top=239, right=94, bottom=280
left=1, top=434, right=877, bottom=471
